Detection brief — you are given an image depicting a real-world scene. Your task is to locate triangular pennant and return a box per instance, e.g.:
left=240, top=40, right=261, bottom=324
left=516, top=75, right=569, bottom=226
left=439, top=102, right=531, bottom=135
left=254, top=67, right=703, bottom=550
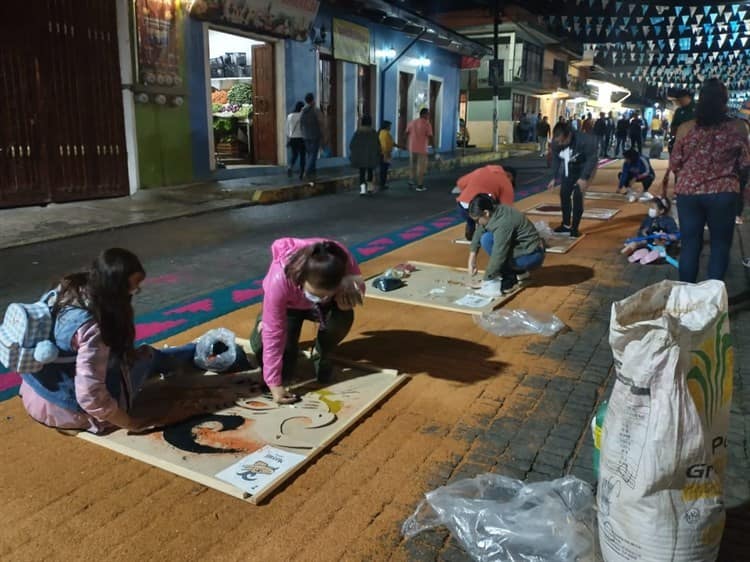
left=690, top=6, right=698, bottom=17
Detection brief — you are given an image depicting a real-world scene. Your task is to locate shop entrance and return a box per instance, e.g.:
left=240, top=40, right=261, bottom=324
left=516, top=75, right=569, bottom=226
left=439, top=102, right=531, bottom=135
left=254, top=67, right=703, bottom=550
left=208, top=29, right=277, bottom=168
left=0, top=0, right=128, bottom=208
left=397, top=71, right=415, bottom=146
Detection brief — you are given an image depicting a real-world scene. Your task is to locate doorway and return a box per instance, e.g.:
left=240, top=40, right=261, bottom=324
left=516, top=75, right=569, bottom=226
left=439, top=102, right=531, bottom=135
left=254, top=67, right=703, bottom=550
left=428, top=78, right=443, bottom=148
left=357, top=64, right=373, bottom=123
left=207, top=29, right=277, bottom=168
left=0, top=0, right=128, bottom=208
left=319, top=54, right=339, bottom=157
left=397, top=71, right=415, bottom=146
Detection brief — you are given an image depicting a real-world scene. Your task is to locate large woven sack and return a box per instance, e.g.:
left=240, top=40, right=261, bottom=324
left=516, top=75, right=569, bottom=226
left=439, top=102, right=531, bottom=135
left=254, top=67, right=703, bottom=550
left=598, top=280, right=733, bottom=562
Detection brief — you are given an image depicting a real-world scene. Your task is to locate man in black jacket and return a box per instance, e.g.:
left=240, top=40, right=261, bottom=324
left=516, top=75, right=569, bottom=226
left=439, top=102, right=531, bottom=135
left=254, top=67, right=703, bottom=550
left=615, top=114, right=629, bottom=156
left=547, top=122, right=599, bottom=238
left=628, top=112, right=644, bottom=154
left=593, top=112, right=608, bottom=157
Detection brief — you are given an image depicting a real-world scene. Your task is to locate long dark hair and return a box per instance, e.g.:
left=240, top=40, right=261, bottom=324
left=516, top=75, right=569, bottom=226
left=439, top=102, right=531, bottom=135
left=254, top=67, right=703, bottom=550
left=695, top=79, right=730, bottom=127
left=285, top=241, right=348, bottom=291
left=294, top=101, right=304, bottom=113
left=468, top=193, right=498, bottom=219
left=56, top=248, right=145, bottom=358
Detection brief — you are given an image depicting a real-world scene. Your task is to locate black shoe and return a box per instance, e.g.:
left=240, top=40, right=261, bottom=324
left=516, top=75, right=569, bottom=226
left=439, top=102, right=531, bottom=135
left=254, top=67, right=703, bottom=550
left=501, top=278, right=518, bottom=294
left=553, top=225, right=571, bottom=234
left=316, top=360, right=334, bottom=384
left=569, top=229, right=581, bottom=238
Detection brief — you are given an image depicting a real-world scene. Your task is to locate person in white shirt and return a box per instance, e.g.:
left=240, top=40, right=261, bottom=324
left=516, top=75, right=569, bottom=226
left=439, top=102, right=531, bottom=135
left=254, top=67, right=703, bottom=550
left=286, top=101, right=305, bottom=179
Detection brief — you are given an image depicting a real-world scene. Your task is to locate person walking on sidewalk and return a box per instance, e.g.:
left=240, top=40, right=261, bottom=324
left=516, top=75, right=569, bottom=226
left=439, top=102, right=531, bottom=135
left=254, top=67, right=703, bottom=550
left=378, top=120, right=395, bottom=189
left=467, top=194, right=545, bottom=295
left=406, top=108, right=433, bottom=192
left=605, top=111, right=615, bottom=157
left=300, top=92, right=327, bottom=180
left=249, top=238, right=365, bottom=403
left=286, top=101, right=306, bottom=179
left=665, top=79, right=750, bottom=283
left=629, top=112, right=644, bottom=153
left=537, top=116, right=551, bottom=157
left=548, top=121, right=599, bottom=238
left=349, top=115, right=381, bottom=196
left=615, top=114, right=629, bottom=156
left=594, top=112, right=608, bottom=157
left=453, top=165, right=516, bottom=240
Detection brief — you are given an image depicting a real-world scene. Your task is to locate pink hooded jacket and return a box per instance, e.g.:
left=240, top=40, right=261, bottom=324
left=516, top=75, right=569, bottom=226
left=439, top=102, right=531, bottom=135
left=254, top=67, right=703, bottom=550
left=261, top=238, right=361, bottom=386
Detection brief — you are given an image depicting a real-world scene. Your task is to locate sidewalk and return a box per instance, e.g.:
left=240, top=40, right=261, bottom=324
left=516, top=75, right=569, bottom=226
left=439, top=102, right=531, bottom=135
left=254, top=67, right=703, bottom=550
left=0, top=146, right=533, bottom=250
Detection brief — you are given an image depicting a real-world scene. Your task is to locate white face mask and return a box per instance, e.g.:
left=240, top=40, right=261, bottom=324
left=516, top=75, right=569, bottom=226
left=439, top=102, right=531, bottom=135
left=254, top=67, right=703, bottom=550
left=648, top=208, right=659, bottom=218
left=303, top=290, right=326, bottom=304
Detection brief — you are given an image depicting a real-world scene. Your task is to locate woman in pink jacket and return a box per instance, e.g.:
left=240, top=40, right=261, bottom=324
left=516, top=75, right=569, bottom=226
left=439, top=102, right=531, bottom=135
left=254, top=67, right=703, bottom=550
left=250, top=238, right=365, bottom=403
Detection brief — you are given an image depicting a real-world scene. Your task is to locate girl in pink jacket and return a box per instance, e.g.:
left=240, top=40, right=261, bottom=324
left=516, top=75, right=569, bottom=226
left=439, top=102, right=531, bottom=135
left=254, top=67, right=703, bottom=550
left=249, top=238, right=365, bottom=403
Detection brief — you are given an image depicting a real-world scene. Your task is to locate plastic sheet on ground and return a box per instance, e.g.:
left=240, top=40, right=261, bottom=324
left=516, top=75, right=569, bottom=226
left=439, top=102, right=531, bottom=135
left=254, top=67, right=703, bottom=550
left=402, top=474, right=598, bottom=562
left=194, top=328, right=238, bottom=372
left=474, top=309, right=565, bottom=337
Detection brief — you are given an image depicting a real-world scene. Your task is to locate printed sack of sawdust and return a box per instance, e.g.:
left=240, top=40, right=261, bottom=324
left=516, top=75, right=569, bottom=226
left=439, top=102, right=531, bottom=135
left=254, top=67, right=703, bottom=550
left=598, top=280, right=733, bottom=562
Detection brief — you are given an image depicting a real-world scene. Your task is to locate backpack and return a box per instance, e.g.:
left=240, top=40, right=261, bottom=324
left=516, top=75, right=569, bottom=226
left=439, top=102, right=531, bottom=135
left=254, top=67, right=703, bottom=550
left=300, top=105, right=321, bottom=140
left=0, top=290, right=67, bottom=373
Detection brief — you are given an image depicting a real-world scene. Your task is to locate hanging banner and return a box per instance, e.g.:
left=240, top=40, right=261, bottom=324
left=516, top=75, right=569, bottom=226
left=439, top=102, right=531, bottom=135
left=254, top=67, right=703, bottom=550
left=188, top=0, right=320, bottom=41
left=460, top=56, right=482, bottom=69
left=332, top=18, right=370, bottom=65
left=135, top=0, right=185, bottom=90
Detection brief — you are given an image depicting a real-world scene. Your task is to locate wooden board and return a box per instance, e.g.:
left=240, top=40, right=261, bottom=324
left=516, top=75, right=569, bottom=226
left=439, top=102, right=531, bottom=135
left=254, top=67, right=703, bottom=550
left=525, top=203, right=620, bottom=220
left=365, top=261, right=518, bottom=314
left=585, top=191, right=629, bottom=201
left=78, top=358, right=405, bottom=504
left=544, top=233, right=586, bottom=254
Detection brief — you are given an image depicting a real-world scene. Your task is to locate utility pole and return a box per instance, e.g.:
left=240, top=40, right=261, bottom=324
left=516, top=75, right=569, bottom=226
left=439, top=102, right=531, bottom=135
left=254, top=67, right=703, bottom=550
left=492, top=0, right=500, bottom=152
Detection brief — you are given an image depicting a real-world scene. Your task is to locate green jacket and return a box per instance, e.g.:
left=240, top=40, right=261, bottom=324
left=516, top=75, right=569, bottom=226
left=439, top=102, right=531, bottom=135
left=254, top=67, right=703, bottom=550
left=470, top=205, right=543, bottom=280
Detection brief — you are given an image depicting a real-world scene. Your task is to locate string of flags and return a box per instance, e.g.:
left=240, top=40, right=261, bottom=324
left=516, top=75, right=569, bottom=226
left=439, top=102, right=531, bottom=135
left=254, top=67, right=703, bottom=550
left=540, top=3, right=750, bottom=93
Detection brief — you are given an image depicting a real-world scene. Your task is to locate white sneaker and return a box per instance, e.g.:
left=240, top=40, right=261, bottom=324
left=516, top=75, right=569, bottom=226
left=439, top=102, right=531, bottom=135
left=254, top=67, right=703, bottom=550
left=627, top=189, right=637, bottom=203
left=517, top=271, right=531, bottom=281
left=359, top=183, right=367, bottom=196
left=638, top=192, right=654, bottom=202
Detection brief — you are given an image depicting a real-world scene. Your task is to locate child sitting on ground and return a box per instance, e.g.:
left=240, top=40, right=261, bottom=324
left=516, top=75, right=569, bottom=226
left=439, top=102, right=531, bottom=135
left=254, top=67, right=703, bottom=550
left=621, top=197, right=679, bottom=263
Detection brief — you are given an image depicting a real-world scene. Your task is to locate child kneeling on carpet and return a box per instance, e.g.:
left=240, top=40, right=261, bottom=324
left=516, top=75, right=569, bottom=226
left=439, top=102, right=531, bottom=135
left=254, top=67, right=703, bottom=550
left=14, top=248, right=251, bottom=433
left=621, top=197, right=679, bottom=263
left=250, top=238, right=365, bottom=404
left=467, top=194, right=546, bottom=294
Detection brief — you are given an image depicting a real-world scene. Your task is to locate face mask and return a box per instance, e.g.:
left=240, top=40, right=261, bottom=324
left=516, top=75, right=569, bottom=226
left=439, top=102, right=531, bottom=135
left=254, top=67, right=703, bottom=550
left=303, top=290, right=326, bottom=304
left=648, top=208, right=658, bottom=218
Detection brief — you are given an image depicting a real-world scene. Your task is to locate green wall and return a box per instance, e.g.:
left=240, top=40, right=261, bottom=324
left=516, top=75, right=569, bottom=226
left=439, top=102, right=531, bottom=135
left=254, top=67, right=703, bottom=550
left=136, top=103, right=194, bottom=187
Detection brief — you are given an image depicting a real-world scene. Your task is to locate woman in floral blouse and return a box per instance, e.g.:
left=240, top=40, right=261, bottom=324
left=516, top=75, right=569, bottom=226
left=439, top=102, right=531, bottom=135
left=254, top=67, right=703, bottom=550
left=667, top=79, right=750, bottom=282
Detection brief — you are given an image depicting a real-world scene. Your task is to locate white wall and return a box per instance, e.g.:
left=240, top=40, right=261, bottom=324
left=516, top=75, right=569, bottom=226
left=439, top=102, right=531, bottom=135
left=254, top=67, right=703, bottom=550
left=208, top=29, right=264, bottom=60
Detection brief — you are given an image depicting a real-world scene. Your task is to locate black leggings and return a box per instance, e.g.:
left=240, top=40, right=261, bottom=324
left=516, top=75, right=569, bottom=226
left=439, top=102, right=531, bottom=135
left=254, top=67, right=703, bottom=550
left=359, top=168, right=373, bottom=184
left=289, top=138, right=306, bottom=178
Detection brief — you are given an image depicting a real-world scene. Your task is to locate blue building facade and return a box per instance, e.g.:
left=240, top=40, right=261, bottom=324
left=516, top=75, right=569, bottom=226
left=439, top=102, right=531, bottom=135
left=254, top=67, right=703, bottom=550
left=177, top=5, right=464, bottom=182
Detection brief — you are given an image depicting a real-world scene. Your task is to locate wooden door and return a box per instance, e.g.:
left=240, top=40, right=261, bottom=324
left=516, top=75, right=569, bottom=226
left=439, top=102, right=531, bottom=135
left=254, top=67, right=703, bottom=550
left=251, top=43, right=277, bottom=165
left=0, top=0, right=46, bottom=207
left=357, top=65, right=372, bottom=122
left=429, top=80, right=441, bottom=147
left=319, top=54, right=338, bottom=156
left=397, top=72, right=413, bottom=146
left=0, top=0, right=128, bottom=208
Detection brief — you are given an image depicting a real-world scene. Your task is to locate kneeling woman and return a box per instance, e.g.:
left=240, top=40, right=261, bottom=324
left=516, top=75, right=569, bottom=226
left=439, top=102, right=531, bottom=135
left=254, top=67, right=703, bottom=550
left=19, top=248, right=216, bottom=433
left=250, top=238, right=365, bottom=404
left=467, top=194, right=546, bottom=293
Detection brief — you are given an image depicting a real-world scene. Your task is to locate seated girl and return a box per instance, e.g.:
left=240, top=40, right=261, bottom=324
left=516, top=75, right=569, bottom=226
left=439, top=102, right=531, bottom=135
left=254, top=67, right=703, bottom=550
left=621, top=197, right=679, bottom=263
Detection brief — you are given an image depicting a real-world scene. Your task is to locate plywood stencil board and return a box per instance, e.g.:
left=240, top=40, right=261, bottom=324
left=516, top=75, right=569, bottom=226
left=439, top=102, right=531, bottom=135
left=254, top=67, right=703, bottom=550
left=525, top=203, right=620, bottom=220
left=79, top=360, right=405, bottom=504
left=544, top=233, right=586, bottom=254
left=366, top=261, right=517, bottom=314
left=585, top=191, right=629, bottom=201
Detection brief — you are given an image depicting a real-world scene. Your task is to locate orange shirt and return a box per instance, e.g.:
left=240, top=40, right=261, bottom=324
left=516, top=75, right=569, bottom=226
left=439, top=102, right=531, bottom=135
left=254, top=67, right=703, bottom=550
left=456, top=165, right=515, bottom=206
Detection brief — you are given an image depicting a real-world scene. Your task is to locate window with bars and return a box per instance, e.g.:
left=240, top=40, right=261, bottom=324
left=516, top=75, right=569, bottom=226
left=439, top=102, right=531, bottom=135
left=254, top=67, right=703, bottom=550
left=521, top=43, right=543, bottom=83
left=512, top=94, right=525, bottom=120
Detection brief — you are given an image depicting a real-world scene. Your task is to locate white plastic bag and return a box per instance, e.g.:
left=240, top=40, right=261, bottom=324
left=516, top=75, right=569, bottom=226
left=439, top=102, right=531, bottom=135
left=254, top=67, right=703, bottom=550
left=533, top=220, right=555, bottom=239
left=194, top=328, right=237, bottom=372
left=474, top=309, right=565, bottom=337
left=402, top=474, right=597, bottom=562
left=599, top=280, right=733, bottom=562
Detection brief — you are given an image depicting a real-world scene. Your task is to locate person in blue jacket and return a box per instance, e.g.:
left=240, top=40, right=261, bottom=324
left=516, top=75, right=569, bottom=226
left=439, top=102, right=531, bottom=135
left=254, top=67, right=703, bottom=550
left=617, top=149, right=656, bottom=202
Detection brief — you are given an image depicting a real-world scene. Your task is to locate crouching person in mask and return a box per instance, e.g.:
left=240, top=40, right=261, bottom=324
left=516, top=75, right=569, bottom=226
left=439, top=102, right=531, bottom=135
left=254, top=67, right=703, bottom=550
left=250, top=238, right=365, bottom=404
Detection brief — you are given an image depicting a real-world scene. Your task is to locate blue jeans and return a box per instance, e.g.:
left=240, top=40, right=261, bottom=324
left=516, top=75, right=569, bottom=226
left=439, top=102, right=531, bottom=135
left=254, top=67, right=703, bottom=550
left=480, top=232, right=546, bottom=283
left=676, top=192, right=737, bottom=282
left=304, top=138, right=320, bottom=175
left=458, top=204, right=474, bottom=239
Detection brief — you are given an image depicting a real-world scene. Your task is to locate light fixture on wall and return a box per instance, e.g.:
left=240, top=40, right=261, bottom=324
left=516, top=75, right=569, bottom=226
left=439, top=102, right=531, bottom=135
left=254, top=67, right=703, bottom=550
left=309, top=24, right=327, bottom=48
left=376, top=48, right=397, bottom=60
left=417, top=56, right=431, bottom=69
